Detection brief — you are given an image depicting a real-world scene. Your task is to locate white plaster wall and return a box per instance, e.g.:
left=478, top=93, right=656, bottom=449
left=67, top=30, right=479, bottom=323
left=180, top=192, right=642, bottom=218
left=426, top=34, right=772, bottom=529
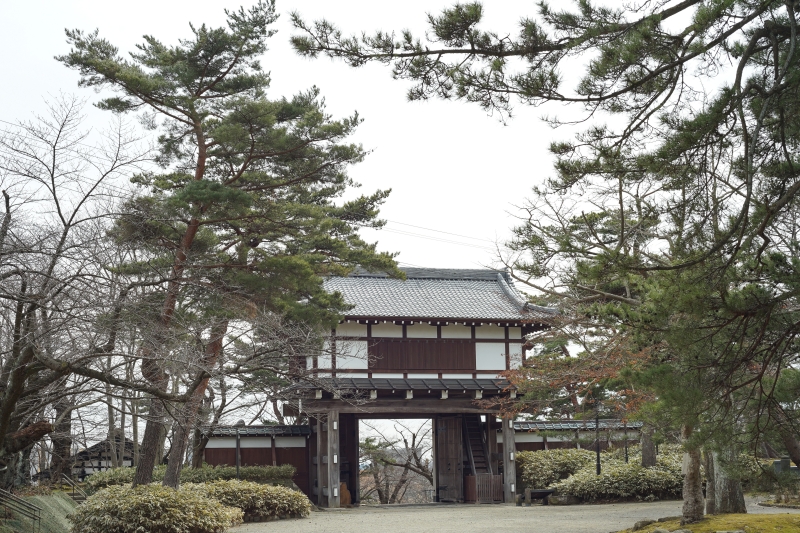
left=275, top=437, right=306, bottom=448
left=317, top=341, right=332, bottom=369
left=475, top=324, right=505, bottom=339
left=371, top=323, right=403, bottom=337
left=497, top=433, right=570, bottom=444
left=336, top=323, right=367, bottom=337
left=407, top=373, right=439, bottom=378
left=441, top=373, right=475, bottom=379
left=406, top=323, right=437, bottom=338
left=206, top=438, right=236, bottom=449
left=440, top=324, right=471, bottom=338
left=336, top=339, right=368, bottom=369
left=240, top=437, right=272, bottom=448
left=509, top=344, right=523, bottom=370
left=508, top=326, right=522, bottom=339
left=373, top=373, right=404, bottom=378
left=476, top=342, right=507, bottom=370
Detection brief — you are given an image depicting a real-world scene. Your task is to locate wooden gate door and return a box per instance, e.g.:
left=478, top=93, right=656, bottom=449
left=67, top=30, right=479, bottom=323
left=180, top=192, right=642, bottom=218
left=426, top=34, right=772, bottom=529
left=436, top=416, right=463, bottom=502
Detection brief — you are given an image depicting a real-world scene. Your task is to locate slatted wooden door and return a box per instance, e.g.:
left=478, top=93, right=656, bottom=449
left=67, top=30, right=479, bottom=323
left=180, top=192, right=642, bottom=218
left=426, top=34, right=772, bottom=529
left=436, top=416, right=463, bottom=502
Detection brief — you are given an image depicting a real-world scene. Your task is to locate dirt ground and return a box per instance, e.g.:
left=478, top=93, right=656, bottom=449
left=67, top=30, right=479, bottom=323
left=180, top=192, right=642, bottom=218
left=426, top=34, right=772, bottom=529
left=235, top=496, right=800, bottom=533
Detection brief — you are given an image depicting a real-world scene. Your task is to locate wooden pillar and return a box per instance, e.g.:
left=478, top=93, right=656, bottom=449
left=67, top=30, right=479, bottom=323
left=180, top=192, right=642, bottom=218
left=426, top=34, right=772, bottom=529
left=352, top=415, right=360, bottom=504
left=271, top=435, right=277, bottom=466
left=487, top=415, right=498, bottom=474
left=502, top=416, right=516, bottom=503
left=318, top=410, right=340, bottom=508
left=432, top=416, right=439, bottom=502
left=306, top=416, right=320, bottom=505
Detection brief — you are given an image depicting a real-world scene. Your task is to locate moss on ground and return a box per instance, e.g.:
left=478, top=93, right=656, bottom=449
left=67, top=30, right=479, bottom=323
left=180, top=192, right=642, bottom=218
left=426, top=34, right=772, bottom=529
left=1, top=491, right=76, bottom=533
left=621, top=514, right=800, bottom=533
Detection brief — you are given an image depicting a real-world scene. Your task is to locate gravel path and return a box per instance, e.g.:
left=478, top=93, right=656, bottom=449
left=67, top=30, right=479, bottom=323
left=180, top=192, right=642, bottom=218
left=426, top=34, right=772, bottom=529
left=234, top=496, right=800, bottom=533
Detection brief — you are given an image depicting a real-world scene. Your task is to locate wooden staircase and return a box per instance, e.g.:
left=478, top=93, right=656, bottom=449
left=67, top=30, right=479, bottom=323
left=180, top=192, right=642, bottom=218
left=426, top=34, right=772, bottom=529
left=463, top=415, right=491, bottom=475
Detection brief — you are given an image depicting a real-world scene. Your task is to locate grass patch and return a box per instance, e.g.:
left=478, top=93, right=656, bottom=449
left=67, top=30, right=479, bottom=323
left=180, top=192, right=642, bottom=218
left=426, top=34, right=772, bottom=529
left=0, top=491, right=76, bottom=533
left=620, top=514, right=800, bottom=533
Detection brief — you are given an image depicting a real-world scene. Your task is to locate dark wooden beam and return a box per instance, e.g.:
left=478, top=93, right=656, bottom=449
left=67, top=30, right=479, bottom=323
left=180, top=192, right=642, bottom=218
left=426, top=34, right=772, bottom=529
left=301, top=398, right=500, bottom=414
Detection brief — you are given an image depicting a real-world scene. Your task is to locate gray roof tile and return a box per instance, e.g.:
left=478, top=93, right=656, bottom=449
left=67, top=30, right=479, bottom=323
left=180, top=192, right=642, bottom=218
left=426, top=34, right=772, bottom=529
left=514, top=420, right=644, bottom=431
left=324, top=268, right=554, bottom=321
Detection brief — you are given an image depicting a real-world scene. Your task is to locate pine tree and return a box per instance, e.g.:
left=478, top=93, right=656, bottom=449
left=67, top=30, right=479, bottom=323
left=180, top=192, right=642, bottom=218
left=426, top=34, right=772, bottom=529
left=59, top=0, right=398, bottom=487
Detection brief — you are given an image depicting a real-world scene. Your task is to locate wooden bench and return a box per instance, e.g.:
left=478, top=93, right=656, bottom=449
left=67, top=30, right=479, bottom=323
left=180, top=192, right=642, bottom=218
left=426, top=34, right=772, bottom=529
left=517, top=488, right=555, bottom=506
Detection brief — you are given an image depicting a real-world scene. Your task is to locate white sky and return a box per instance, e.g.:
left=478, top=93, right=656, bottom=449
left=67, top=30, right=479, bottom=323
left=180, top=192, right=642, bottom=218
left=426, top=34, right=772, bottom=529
left=1, top=0, right=579, bottom=270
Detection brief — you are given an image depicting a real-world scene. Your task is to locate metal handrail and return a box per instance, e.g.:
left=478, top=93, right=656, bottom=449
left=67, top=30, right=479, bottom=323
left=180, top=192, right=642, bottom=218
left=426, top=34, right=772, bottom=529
left=0, top=487, right=41, bottom=533
left=61, top=473, right=87, bottom=500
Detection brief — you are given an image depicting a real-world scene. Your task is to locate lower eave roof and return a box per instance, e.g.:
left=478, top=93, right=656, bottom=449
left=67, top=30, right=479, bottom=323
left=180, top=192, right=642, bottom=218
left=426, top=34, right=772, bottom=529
left=297, top=377, right=513, bottom=392
left=204, top=425, right=311, bottom=437
left=514, top=420, right=644, bottom=431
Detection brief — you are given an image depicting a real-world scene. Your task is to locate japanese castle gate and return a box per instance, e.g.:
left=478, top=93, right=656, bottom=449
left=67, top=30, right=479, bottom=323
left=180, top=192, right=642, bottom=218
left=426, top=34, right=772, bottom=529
left=291, top=268, right=553, bottom=508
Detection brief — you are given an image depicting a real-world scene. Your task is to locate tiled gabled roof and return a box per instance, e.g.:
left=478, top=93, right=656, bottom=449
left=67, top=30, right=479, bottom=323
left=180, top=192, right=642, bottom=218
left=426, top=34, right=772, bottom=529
left=204, top=425, right=311, bottom=437
left=514, top=420, right=644, bottom=431
left=324, top=267, right=555, bottom=322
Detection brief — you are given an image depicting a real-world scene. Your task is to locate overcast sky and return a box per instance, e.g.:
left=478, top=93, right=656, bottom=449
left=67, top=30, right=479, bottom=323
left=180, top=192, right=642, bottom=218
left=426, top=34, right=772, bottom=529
left=1, top=0, right=576, bottom=270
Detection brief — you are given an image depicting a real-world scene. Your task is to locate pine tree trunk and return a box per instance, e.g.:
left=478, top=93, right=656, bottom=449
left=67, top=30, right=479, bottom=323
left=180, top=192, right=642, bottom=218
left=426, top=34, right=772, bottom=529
left=132, top=400, right=166, bottom=487
left=641, top=425, right=656, bottom=467
left=704, top=449, right=716, bottom=515
left=191, top=427, right=208, bottom=469
left=713, top=450, right=746, bottom=513
left=163, top=321, right=227, bottom=488
left=681, top=425, right=704, bottom=525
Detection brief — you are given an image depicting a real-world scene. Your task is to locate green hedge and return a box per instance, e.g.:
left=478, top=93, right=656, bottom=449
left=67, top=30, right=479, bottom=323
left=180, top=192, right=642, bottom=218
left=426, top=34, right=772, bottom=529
left=185, top=480, right=311, bottom=519
left=84, top=464, right=296, bottom=493
left=69, top=485, right=242, bottom=533
left=516, top=448, right=596, bottom=489
left=550, top=445, right=683, bottom=501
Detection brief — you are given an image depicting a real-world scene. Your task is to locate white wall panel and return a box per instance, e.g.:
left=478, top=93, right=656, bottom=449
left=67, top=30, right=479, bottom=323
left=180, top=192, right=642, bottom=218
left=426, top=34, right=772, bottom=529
left=441, top=373, right=475, bottom=379
left=441, top=325, right=471, bottom=338
left=275, top=437, right=307, bottom=448
left=206, top=438, right=236, bottom=449
left=371, top=323, right=403, bottom=337
left=508, top=326, right=522, bottom=339
left=336, top=323, right=367, bottom=337
left=406, top=324, right=437, bottom=338
left=407, top=373, right=439, bottom=378
left=240, top=437, right=272, bottom=448
left=475, top=325, right=505, bottom=339
left=336, top=340, right=368, bottom=369
left=318, top=341, right=332, bottom=369
left=373, top=373, right=404, bottom=378
left=476, top=342, right=507, bottom=370
left=509, top=344, right=523, bottom=369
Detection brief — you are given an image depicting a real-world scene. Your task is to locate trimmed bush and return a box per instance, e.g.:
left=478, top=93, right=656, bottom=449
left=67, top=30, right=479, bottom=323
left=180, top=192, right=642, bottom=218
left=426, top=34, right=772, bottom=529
left=185, top=480, right=311, bottom=519
left=517, top=448, right=596, bottom=489
left=68, top=485, right=242, bottom=533
left=550, top=445, right=683, bottom=501
left=85, top=464, right=296, bottom=493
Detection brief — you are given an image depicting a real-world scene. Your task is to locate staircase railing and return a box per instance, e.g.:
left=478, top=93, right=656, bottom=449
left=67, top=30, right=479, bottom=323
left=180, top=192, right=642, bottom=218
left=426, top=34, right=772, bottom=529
left=0, top=487, right=41, bottom=533
left=61, top=473, right=87, bottom=501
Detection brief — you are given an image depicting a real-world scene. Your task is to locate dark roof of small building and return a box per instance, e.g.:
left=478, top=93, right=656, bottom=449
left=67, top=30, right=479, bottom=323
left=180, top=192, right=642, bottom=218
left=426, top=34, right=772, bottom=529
left=297, top=377, right=513, bottom=392
left=514, top=420, right=644, bottom=431
left=204, top=425, right=311, bottom=438
left=324, top=267, right=555, bottom=322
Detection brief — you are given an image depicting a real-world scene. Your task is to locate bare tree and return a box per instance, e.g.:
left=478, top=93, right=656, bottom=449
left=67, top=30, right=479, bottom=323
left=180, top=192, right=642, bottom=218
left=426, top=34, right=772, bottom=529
left=360, top=420, right=433, bottom=504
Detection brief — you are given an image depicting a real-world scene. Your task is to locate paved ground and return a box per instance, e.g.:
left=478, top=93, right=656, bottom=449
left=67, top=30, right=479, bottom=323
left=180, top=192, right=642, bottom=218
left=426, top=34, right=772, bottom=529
left=235, top=496, right=800, bottom=533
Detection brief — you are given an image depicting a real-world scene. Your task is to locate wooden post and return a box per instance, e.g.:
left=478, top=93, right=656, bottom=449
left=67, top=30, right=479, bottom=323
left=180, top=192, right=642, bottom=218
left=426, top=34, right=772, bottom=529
left=352, top=415, right=360, bottom=504
left=502, top=416, right=516, bottom=503
left=432, top=415, right=439, bottom=502
left=271, top=434, right=277, bottom=466
left=327, top=410, right=340, bottom=508
left=315, top=415, right=326, bottom=506
left=487, top=415, right=498, bottom=474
